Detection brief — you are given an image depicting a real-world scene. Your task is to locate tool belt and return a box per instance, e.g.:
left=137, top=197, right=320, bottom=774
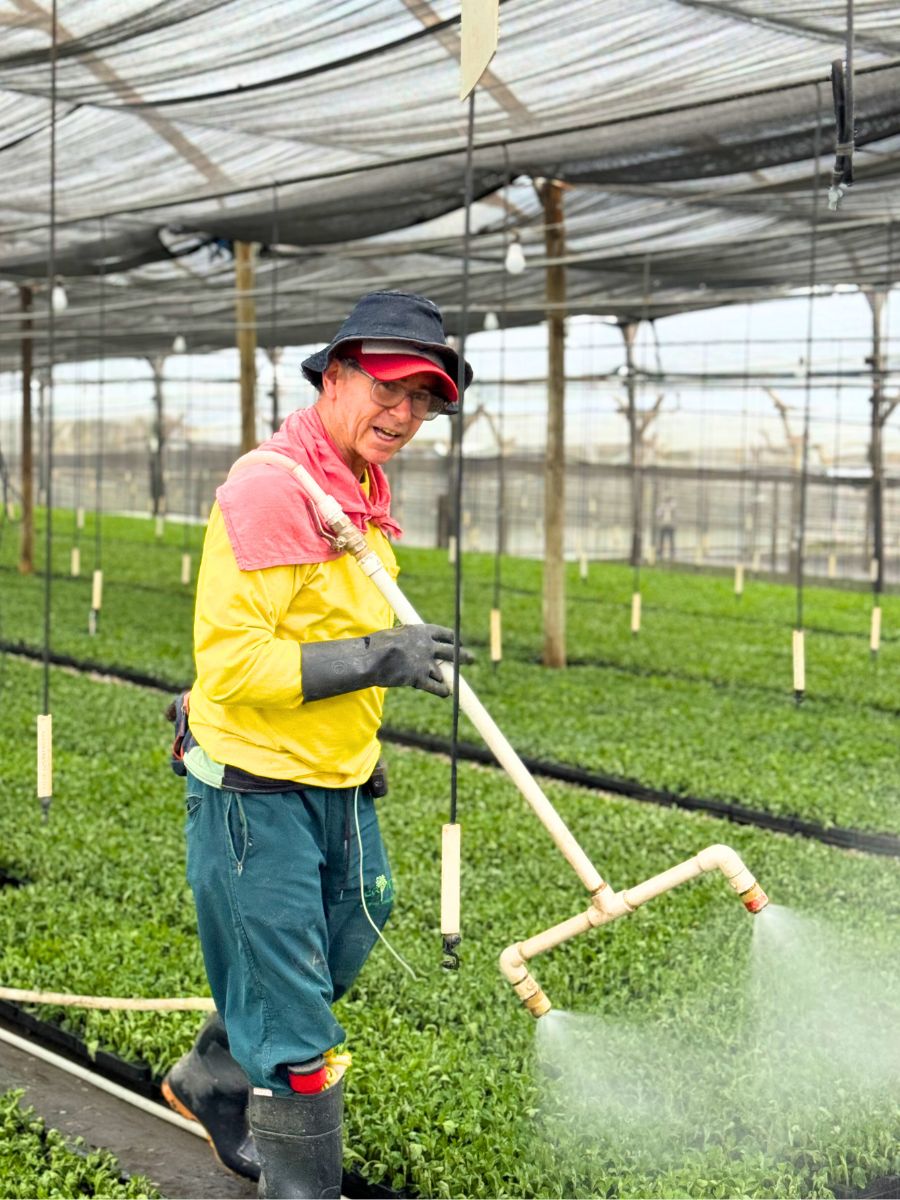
left=165, top=691, right=387, bottom=798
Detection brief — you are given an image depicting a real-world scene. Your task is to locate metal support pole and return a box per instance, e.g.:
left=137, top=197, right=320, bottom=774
left=865, top=289, right=886, bottom=596
left=148, top=356, right=166, bottom=518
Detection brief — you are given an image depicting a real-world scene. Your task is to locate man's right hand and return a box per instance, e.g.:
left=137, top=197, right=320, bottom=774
left=301, top=624, right=473, bottom=702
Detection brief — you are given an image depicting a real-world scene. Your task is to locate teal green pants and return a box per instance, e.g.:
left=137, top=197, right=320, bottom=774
left=183, top=776, right=393, bottom=1094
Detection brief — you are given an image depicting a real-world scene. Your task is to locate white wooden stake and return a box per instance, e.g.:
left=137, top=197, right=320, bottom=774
left=752, top=549, right=761, bottom=573
left=579, top=552, right=588, bottom=581
left=490, top=607, right=502, bottom=663
left=70, top=546, right=80, bottom=577
left=870, top=605, right=882, bottom=654
left=448, top=535, right=457, bottom=565
left=792, top=629, right=806, bottom=695
left=870, top=557, right=879, bottom=582
left=181, top=553, right=192, bottom=586
left=76, top=506, right=85, bottom=530
left=827, top=553, right=837, bottom=579
left=631, top=591, right=642, bottom=635
left=734, top=563, right=744, bottom=596
left=155, top=514, right=165, bottom=538
left=646, top=544, right=656, bottom=566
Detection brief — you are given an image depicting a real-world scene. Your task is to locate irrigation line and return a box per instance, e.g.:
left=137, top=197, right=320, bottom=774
left=379, top=729, right=900, bottom=859
left=3, top=643, right=898, bottom=861
left=0, top=1008, right=405, bottom=1199
left=0, top=1023, right=203, bottom=1137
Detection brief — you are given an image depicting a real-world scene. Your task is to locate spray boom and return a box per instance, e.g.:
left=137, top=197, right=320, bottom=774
left=228, top=451, right=769, bottom=1013
left=501, top=844, right=769, bottom=1017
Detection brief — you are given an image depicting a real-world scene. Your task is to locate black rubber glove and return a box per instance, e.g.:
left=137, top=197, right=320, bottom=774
left=301, top=624, right=472, bottom=702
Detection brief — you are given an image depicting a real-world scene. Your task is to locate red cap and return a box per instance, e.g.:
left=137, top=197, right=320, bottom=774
left=353, top=341, right=458, bottom=405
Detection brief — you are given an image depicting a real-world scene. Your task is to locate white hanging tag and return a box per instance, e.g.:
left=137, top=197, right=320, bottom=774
left=870, top=557, right=879, bottom=582
left=91, top=568, right=104, bottom=612
left=448, top=535, right=457, bottom=565
left=459, top=0, right=499, bottom=100
left=490, top=607, right=502, bottom=662
left=440, top=823, right=461, bottom=938
left=631, top=591, right=642, bottom=634
left=37, top=714, right=53, bottom=802
left=792, top=629, right=806, bottom=694
left=70, top=546, right=80, bottom=577
left=870, top=606, right=882, bottom=654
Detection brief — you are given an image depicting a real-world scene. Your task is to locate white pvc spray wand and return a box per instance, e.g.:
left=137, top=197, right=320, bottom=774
left=231, top=451, right=769, bottom=1016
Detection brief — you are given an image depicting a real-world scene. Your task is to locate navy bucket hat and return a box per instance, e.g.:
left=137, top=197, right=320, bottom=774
left=301, top=290, right=473, bottom=413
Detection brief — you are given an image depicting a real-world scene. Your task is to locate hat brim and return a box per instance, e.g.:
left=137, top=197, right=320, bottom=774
left=302, top=334, right=471, bottom=413
left=354, top=350, right=458, bottom=405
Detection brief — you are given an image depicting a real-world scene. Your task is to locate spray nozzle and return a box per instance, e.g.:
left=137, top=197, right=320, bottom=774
left=740, top=881, right=769, bottom=914
left=441, top=934, right=461, bottom=971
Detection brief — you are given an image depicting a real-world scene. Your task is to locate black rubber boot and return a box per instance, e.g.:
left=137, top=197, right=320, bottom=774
left=249, top=1080, right=343, bottom=1199
left=161, top=1012, right=260, bottom=1181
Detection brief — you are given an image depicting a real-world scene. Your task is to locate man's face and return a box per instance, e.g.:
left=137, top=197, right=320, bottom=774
left=319, top=360, right=427, bottom=477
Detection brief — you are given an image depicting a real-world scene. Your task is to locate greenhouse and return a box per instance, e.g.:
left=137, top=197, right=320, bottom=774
left=1, top=3, right=899, bottom=1199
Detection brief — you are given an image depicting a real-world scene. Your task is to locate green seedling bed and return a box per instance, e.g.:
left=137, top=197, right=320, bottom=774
left=1, top=655, right=898, bottom=1198
left=3, top=510, right=898, bottom=836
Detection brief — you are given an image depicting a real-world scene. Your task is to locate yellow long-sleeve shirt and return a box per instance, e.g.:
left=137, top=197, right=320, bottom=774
left=188, top=501, right=399, bottom=788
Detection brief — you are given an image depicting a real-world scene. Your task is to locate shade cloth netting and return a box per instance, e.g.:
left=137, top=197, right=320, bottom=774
left=1, top=0, right=899, bottom=366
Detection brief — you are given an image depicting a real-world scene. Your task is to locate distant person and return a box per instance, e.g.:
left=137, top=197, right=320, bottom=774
left=163, top=290, right=472, bottom=1198
left=656, top=494, right=677, bottom=560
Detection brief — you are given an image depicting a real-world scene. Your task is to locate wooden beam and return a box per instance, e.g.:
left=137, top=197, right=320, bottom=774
left=542, top=180, right=566, bottom=668
left=235, top=240, right=258, bottom=454
left=19, top=285, right=34, bottom=574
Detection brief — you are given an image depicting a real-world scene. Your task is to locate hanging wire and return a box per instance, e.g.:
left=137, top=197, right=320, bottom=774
left=491, top=147, right=511, bottom=656
left=829, top=341, right=843, bottom=571
left=450, top=90, right=476, bottom=826
left=794, top=85, right=824, bottom=701
left=94, top=218, right=106, bottom=576
left=269, top=182, right=281, bottom=434
left=42, top=0, right=59, bottom=717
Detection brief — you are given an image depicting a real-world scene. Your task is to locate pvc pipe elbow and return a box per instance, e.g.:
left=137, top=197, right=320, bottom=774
left=499, top=944, right=552, bottom=1019
left=696, top=844, right=768, bottom=912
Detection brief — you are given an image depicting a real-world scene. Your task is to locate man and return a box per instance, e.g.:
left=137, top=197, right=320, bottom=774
left=162, top=290, right=472, bottom=1198
left=656, top=493, right=677, bottom=560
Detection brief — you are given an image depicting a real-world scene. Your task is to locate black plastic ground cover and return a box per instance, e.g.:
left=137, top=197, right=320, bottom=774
left=0, top=1000, right=406, bottom=1198
left=380, top=729, right=900, bottom=859
left=5, top=640, right=900, bottom=859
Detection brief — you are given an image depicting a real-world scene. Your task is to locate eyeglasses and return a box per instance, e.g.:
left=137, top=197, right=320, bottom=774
left=343, top=360, right=449, bottom=422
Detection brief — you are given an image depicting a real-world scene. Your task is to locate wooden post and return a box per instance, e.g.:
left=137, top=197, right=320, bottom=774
left=148, top=356, right=166, bottom=518
left=19, top=285, right=34, bottom=574
left=235, top=241, right=258, bottom=454
left=541, top=180, right=566, bottom=668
